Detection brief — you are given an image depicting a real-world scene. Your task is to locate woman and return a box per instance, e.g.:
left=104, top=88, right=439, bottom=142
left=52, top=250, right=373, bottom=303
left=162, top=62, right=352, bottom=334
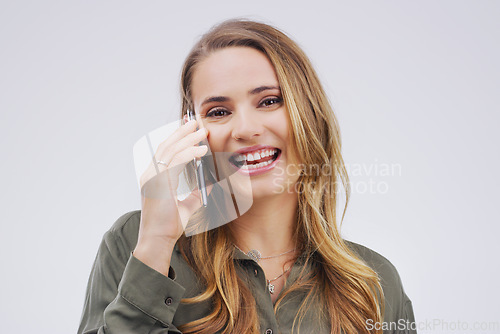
left=78, top=19, right=416, bottom=334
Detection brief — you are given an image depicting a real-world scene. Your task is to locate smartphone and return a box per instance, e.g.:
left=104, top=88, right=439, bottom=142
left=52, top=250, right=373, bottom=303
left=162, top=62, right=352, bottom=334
left=187, top=109, right=208, bottom=207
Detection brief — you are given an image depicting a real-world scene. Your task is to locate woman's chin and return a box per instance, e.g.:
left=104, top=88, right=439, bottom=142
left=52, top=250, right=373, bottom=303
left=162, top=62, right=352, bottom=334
left=249, top=178, right=295, bottom=199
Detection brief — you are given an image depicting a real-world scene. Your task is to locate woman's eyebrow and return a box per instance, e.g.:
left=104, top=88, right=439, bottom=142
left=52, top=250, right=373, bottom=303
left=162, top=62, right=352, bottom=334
left=200, top=86, right=281, bottom=107
left=249, top=85, right=280, bottom=95
left=201, top=96, right=229, bottom=106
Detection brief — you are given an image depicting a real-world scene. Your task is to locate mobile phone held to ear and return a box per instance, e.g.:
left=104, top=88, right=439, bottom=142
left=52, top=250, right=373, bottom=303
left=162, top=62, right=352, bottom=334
left=187, top=109, right=208, bottom=207
left=133, top=117, right=253, bottom=235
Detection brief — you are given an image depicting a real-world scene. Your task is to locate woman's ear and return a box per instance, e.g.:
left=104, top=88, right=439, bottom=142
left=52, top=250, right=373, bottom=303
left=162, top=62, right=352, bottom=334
left=182, top=113, right=189, bottom=124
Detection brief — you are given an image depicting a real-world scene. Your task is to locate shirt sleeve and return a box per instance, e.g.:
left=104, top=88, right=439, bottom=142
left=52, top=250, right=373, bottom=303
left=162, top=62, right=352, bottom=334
left=345, top=241, right=417, bottom=334
left=399, top=292, right=417, bottom=334
left=381, top=268, right=417, bottom=334
left=77, top=221, right=186, bottom=334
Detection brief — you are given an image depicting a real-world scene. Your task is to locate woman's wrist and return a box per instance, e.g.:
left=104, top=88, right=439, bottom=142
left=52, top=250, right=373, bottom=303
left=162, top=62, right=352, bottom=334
left=133, top=238, right=176, bottom=277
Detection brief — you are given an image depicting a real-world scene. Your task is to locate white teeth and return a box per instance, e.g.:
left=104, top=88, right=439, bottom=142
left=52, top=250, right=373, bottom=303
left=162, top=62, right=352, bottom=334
left=239, top=159, right=273, bottom=170
left=233, top=148, right=278, bottom=163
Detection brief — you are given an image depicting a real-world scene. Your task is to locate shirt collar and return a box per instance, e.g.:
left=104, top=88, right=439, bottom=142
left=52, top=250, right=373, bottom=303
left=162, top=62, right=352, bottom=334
left=232, top=246, right=253, bottom=261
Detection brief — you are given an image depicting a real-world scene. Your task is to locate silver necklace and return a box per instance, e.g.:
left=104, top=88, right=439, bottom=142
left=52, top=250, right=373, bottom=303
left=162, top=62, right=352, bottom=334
left=233, top=244, right=295, bottom=294
left=267, top=266, right=291, bottom=294
left=233, top=244, right=296, bottom=263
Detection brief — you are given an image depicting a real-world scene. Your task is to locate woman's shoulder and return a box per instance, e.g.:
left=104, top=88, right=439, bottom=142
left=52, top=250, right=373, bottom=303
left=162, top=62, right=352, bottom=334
left=345, top=240, right=403, bottom=287
left=345, top=240, right=415, bottom=323
left=108, top=210, right=142, bottom=235
left=94, top=210, right=142, bottom=263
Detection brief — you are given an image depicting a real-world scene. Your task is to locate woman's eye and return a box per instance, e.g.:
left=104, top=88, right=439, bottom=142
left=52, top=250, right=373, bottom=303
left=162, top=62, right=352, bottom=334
left=206, top=108, right=229, bottom=118
left=260, top=97, right=283, bottom=107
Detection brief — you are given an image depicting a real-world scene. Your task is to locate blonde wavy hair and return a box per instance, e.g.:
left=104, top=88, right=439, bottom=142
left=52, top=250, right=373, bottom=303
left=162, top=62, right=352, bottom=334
left=177, top=19, right=384, bottom=334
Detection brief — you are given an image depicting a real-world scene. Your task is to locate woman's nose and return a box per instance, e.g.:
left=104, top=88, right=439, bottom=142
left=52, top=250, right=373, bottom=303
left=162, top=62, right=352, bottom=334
left=230, top=109, right=264, bottom=141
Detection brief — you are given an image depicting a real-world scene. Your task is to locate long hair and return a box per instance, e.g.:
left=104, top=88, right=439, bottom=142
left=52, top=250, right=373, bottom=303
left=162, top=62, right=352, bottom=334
left=177, top=18, right=384, bottom=334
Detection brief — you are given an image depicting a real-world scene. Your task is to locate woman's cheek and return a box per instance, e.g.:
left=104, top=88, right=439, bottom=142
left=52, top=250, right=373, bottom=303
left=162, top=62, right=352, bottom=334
left=206, top=133, right=222, bottom=152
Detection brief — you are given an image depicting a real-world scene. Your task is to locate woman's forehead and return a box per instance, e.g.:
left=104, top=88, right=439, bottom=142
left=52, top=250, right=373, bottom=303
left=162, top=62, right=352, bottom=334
left=191, top=47, right=279, bottom=104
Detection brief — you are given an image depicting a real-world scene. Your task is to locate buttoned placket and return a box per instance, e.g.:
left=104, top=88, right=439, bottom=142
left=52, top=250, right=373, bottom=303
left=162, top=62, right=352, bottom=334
left=234, top=248, right=287, bottom=334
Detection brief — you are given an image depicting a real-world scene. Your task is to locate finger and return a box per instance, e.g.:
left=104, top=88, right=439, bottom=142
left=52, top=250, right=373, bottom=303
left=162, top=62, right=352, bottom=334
left=157, top=119, right=198, bottom=154
left=168, top=145, right=208, bottom=168
left=156, top=128, right=208, bottom=166
left=140, top=124, right=207, bottom=193
left=141, top=144, right=208, bottom=191
left=159, top=127, right=207, bottom=159
left=140, top=165, right=181, bottom=199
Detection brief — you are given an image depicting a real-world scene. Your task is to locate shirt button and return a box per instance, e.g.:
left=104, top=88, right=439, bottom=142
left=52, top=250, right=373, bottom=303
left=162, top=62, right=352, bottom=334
left=265, top=329, right=273, bottom=334
left=165, top=297, right=173, bottom=306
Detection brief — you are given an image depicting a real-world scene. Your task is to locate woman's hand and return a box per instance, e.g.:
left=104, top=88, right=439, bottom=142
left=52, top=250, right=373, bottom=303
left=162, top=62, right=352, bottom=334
left=133, top=119, right=209, bottom=276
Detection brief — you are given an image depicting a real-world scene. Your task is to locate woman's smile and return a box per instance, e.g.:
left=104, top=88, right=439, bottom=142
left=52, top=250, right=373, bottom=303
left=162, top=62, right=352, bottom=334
left=229, top=145, right=282, bottom=176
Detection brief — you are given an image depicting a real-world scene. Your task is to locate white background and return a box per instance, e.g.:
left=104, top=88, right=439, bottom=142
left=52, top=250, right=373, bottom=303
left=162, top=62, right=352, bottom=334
left=1, top=1, right=499, bottom=333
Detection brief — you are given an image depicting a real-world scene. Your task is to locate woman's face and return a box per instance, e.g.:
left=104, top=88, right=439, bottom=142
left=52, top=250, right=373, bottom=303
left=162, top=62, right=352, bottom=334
left=191, top=46, right=300, bottom=199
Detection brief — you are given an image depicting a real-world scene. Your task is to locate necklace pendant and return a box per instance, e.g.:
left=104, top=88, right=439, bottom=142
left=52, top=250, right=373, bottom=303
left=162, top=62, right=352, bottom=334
left=247, top=249, right=261, bottom=263
left=268, top=282, right=275, bottom=294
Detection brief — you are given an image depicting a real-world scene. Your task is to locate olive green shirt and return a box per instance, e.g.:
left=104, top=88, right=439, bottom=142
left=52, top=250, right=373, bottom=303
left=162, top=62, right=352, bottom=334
left=78, top=211, right=416, bottom=334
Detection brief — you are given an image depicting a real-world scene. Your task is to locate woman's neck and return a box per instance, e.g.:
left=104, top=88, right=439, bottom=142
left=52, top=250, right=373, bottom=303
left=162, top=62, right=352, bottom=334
left=229, top=191, right=298, bottom=256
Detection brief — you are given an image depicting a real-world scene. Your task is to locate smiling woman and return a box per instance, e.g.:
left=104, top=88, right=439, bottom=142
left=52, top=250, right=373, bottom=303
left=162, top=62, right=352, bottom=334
left=78, top=19, right=416, bottom=334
